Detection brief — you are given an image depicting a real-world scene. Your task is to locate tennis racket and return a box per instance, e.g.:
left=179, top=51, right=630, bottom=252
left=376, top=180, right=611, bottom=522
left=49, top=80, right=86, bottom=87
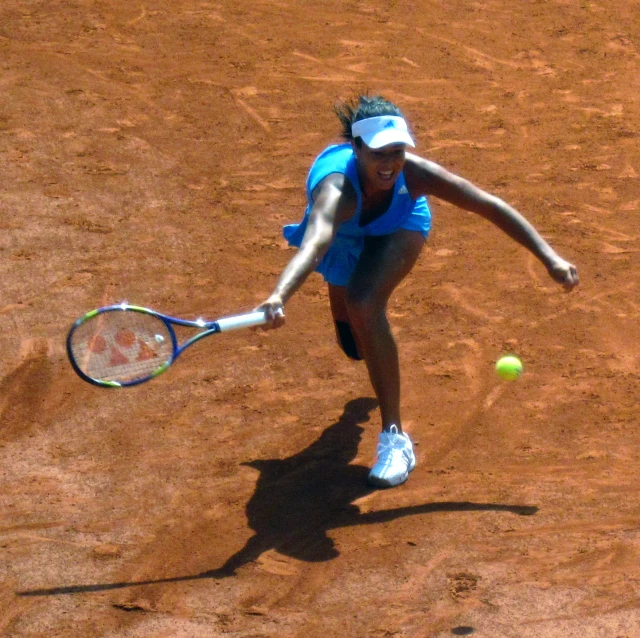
left=66, top=303, right=270, bottom=388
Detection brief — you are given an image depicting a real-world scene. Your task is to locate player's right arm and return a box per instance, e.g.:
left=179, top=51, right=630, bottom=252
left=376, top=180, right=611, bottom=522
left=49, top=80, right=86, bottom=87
left=258, top=173, right=357, bottom=326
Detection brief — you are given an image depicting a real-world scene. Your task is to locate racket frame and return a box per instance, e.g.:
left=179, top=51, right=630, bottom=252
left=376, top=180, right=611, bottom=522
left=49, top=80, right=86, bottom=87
left=66, top=303, right=266, bottom=388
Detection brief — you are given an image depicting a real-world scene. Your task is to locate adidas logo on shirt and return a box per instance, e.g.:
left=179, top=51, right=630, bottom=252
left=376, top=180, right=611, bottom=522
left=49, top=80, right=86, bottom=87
left=398, top=185, right=409, bottom=195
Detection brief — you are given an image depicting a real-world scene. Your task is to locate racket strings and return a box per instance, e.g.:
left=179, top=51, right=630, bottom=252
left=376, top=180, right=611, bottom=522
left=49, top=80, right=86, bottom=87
left=70, top=311, right=174, bottom=383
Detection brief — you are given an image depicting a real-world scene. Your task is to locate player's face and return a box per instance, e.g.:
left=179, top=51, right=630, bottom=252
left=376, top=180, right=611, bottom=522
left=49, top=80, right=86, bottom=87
left=353, top=142, right=407, bottom=193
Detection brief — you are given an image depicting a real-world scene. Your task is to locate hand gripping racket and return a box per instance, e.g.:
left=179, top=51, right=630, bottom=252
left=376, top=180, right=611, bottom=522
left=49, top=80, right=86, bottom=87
left=66, top=303, right=270, bottom=388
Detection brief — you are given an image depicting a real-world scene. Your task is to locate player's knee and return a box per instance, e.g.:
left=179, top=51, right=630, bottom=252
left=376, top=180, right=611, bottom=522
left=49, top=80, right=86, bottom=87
left=335, top=320, right=363, bottom=361
left=345, top=291, right=385, bottom=336
left=344, top=289, right=372, bottom=323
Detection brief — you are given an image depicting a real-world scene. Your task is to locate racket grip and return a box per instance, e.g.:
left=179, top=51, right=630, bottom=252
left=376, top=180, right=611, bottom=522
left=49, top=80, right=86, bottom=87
left=217, top=311, right=268, bottom=332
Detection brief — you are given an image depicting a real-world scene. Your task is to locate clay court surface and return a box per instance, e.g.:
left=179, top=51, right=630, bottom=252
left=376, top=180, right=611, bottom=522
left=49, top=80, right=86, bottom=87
left=1, top=1, right=639, bottom=636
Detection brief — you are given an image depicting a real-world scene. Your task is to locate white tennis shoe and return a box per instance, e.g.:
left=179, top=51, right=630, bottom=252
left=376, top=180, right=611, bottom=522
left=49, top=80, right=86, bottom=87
left=368, top=425, right=416, bottom=488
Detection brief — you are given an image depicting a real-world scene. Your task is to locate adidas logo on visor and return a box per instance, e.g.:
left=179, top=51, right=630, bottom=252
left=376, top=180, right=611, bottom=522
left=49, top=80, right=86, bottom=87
left=351, top=116, right=416, bottom=148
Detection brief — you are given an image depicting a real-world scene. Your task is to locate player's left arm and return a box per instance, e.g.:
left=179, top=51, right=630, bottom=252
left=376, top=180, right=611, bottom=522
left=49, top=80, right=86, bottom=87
left=404, top=154, right=579, bottom=290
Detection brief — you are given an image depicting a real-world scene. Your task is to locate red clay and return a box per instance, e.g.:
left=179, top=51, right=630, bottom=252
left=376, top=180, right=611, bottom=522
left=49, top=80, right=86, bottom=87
left=1, top=1, right=639, bottom=636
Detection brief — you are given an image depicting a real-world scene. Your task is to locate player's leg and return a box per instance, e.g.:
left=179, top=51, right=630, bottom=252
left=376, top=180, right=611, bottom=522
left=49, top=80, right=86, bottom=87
left=343, top=229, right=424, bottom=487
left=345, top=229, right=425, bottom=433
left=329, top=285, right=363, bottom=361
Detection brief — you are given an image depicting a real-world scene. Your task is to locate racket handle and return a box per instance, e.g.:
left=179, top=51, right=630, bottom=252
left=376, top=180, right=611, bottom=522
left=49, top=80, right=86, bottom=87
left=217, top=311, right=267, bottom=332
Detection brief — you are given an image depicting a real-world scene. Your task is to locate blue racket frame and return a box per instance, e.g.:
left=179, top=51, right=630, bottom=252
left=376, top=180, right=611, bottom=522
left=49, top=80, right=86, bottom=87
left=66, top=303, right=267, bottom=388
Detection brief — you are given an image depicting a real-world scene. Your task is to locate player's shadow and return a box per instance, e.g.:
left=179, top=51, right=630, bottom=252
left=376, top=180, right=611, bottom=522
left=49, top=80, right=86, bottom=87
left=18, top=397, right=538, bottom=597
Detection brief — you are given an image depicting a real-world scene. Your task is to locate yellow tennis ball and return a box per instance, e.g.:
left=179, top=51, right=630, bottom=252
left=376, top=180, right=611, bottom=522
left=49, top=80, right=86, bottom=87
left=495, top=355, right=523, bottom=381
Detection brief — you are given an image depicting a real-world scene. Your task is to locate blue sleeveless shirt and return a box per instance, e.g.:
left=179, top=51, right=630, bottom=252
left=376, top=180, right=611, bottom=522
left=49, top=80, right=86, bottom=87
left=283, top=144, right=431, bottom=286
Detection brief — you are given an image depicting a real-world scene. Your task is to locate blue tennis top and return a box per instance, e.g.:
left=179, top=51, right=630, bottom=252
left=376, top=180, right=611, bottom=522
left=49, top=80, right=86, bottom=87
left=283, top=143, right=432, bottom=286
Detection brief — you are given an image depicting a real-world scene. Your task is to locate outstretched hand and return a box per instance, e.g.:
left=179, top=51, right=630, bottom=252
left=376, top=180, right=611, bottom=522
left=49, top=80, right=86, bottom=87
left=547, top=256, right=579, bottom=291
left=255, top=295, right=286, bottom=329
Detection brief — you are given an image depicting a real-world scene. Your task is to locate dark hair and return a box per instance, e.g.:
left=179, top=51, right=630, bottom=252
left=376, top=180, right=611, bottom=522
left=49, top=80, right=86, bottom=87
left=334, top=95, right=404, bottom=147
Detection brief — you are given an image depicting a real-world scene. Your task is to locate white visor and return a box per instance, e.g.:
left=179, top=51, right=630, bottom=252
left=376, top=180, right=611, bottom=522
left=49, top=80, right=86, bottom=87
left=351, top=115, right=415, bottom=149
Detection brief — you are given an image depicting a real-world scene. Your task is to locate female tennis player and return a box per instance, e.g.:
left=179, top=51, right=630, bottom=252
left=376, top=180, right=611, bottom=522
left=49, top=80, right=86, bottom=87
left=257, top=95, right=579, bottom=488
